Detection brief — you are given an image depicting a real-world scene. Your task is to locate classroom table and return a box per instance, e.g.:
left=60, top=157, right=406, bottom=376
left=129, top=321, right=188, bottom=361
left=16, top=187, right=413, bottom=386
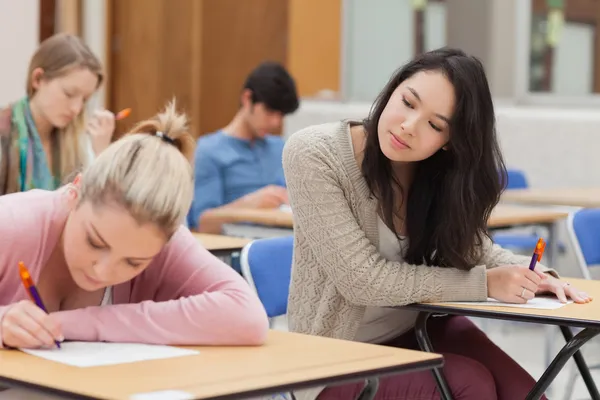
left=403, top=277, right=600, bottom=400
left=209, top=208, right=294, bottom=229
left=502, top=187, right=600, bottom=208
left=0, top=330, right=443, bottom=400
left=213, top=204, right=568, bottom=230
left=487, top=204, right=568, bottom=228
left=487, top=205, right=568, bottom=268
left=216, top=204, right=568, bottom=239
left=193, top=233, right=251, bottom=257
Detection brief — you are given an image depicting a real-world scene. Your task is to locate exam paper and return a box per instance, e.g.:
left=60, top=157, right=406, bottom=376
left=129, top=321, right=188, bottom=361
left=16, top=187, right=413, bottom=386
left=447, top=297, right=572, bottom=310
left=279, top=204, right=292, bottom=213
left=20, top=341, right=199, bottom=367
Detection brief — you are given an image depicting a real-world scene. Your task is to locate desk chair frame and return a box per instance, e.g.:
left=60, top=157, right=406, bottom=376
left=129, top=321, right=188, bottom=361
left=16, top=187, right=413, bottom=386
left=407, top=307, right=600, bottom=400
left=561, top=211, right=600, bottom=400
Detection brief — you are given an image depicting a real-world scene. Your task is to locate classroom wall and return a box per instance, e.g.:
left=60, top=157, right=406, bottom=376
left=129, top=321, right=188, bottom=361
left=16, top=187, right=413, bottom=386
left=0, top=0, right=39, bottom=106
left=284, top=100, right=600, bottom=189
left=287, top=0, right=341, bottom=98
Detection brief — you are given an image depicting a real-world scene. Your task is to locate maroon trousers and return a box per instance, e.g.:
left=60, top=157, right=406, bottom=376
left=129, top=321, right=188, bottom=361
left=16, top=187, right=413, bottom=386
left=317, top=316, right=546, bottom=400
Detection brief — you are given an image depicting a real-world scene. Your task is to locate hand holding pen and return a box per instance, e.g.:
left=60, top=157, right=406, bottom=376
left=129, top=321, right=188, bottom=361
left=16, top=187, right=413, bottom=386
left=0, top=263, right=63, bottom=349
left=88, top=107, right=132, bottom=156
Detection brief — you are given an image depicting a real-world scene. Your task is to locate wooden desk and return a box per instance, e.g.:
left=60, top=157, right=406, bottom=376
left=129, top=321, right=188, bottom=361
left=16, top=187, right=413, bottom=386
left=210, top=205, right=566, bottom=235
left=0, top=330, right=442, bottom=400
left=209, top=208, right=294, bottom=228
left=194, top=233, right=251, bottom=256
left=503, top=187, right=600, bottom=208
left=404, top=278, right=600, bottom=400
left=488, top=204, right=568, bottom=228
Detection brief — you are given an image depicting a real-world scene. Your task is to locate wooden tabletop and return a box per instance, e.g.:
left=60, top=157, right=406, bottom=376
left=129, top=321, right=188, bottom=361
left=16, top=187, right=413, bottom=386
left=193, top=233, right=251, bottom=252
left=0, top=331, right=442, bottom=400
left=208, top=208, right=294, bottom=228
left=208, top=204, right=566, bottom=231
left=488, top=204, right=568, bottom=227
left=406, top=278, right=600, bottom=329
left=502, top=188, right=600, bottom=208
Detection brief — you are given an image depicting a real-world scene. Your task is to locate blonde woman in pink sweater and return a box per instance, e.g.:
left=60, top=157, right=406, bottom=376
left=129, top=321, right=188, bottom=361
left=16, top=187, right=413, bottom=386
left=0, top=101, right=268, bottom=350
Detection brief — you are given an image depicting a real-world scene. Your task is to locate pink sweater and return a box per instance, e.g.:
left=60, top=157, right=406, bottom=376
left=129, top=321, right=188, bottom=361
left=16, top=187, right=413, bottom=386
left=0, top=189, right=269, bottom=347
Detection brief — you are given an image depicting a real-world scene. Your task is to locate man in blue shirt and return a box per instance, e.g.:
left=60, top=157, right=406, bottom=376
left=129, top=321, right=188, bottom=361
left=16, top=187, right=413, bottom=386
left=188, top=62, right=299, bottom=233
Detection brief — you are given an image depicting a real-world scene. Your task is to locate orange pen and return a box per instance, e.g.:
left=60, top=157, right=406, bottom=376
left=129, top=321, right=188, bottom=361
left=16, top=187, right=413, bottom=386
left=18, top=262, right=61, bottom=348
left=115, top=108, right=132, bottom=121
left=528, top=238, right=546, bottom=270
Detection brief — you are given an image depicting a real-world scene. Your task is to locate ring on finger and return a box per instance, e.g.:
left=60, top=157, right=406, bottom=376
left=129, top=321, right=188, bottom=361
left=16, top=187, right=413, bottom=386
left=520, top=287, right=527, bottom=298
left=562, top=282, right=571, bottom=288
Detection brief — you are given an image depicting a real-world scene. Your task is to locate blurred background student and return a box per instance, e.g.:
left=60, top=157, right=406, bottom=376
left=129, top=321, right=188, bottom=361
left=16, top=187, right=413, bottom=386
left=188, top=62, right=299, bottom=233
left=0, top=33, right=115, bottom=195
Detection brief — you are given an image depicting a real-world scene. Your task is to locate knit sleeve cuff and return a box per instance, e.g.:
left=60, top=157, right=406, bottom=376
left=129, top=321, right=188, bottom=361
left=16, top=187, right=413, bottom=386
left=439, top=265, right=488, bottom=302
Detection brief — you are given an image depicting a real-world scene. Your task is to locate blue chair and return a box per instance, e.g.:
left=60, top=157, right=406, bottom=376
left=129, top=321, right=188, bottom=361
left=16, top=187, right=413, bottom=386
left=240, top=236, right=294, bottom=329
left=494, top=169, right=564, bottom=252
left=240, top=236, right=380, bottom=400
left=567, top=209, right=600, bottom=280
left=505, top=169, right=529, bottom=189
left=562, top=209, right=600, bottom=400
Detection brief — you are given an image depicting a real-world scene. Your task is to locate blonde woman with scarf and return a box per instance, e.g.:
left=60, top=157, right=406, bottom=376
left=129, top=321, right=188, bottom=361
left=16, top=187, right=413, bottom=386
left=0, top=33, right=115, bottom=195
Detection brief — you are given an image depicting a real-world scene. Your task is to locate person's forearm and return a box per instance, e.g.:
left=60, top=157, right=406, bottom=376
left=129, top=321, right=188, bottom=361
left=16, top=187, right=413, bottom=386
left=196, top=195, right=255, bottom=234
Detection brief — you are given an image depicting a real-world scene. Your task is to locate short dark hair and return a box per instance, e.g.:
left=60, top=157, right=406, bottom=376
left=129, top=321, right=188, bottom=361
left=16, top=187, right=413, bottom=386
left=361, top=47, right=506, bottom=271
left=243, top=61, right=299, bottom=115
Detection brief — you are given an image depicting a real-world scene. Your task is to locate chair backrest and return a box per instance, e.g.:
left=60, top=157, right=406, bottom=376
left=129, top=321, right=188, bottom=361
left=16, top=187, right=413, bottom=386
left=505, top=169, right=529, bottom=189
left=240, top=236, right=294, bottom=318
left=566, top=208, right=600, bottom=279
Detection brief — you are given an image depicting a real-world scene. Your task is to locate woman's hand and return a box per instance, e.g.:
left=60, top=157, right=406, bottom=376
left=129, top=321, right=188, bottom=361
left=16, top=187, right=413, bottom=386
left=487, top=265, right=547, bottom=303
left=536, top=275, right=593, bottom=304
left=1, top=301, right=63, bottom=349
left=87, top=109, right=116, bottom=155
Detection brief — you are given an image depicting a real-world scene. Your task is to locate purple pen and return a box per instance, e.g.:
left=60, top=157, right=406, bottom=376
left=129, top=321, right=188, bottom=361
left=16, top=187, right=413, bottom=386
left=528, top=238, right=545, bottom=271
left=18, top=262, right=61, bottom=349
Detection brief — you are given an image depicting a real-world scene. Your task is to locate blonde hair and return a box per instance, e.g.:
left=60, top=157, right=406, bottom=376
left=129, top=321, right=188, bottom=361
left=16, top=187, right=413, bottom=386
left=27, top=33, right=103, bottom=180
left=79, top=100, right=195, bottom=236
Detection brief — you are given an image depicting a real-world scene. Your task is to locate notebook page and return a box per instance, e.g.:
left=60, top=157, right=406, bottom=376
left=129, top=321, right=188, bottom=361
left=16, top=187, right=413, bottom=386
left=20, top=341, right=199, bottom=367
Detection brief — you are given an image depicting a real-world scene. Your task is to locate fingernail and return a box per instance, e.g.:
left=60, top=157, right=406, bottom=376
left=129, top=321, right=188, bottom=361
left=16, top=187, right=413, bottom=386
left=57, top=335, right=64, bottom=342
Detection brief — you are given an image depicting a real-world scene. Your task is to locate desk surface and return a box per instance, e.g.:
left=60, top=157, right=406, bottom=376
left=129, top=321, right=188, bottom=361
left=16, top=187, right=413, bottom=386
left=488, top=204, right=567, bottom=227
left=502, top=188, right=600, bottom=208
left=0, top=330, right=442, bottom=400
left=193, top=233, right=251, bottom=252
left=208, top=208, right=294, bottom=228
left=406, top=278, right=600, bottom=329
left=206, top=204, right=566, bottom=231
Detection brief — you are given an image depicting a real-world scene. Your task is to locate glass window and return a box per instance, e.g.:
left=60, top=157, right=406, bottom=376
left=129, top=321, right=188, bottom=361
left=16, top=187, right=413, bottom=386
left=342, top=0, right=447, bottom=102
left=528, top=0, right=598, bottom=95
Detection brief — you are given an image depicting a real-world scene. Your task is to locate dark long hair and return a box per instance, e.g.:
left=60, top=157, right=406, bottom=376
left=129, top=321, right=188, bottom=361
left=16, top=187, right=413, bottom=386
left=361, top=48, right=507, bottom=270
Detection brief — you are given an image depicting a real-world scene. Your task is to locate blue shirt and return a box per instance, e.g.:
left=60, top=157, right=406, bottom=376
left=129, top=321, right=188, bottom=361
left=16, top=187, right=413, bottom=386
left=188, top=130, right=286, bottom=229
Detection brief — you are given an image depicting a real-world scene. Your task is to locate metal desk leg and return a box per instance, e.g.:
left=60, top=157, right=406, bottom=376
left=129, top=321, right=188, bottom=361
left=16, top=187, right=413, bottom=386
left=526, top=327, right=600, bottom=400
left=415, top=312, right=453, bottom=400
left=356, top=378, right=379, bottom=400
left=559, top=326, right=600, bottom=400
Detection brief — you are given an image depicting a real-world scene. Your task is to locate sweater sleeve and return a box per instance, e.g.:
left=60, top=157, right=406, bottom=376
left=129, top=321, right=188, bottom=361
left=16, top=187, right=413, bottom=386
left=0, top=193, right=18, bottom=347
left=477, top=236, right=559, bottom=278
left=0, top=107, right=12, bottom=195
left=282, top=131, right=488, bottom=307
left=54, top=229, right=269, bottom=346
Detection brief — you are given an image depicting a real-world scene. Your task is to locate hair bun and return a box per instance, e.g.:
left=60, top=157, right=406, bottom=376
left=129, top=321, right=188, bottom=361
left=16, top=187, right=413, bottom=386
left=127, top=98, right=196, bottom=162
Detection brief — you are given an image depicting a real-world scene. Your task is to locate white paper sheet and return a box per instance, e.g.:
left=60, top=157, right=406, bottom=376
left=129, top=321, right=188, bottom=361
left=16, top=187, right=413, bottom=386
left=279, top=204, right=292, bottom=213
left=20, top=341, right=199, bottom=367
left=446, top=297, right=573, bottom=310
left=130, top=390, right=195, bottom=400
